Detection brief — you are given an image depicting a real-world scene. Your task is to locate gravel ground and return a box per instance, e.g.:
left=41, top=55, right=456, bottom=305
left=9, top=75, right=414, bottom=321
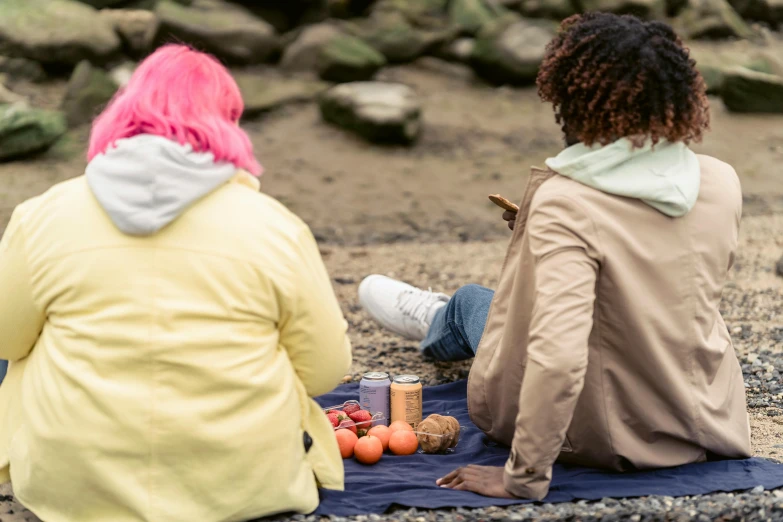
left=1, top=215, right=780, bottom=522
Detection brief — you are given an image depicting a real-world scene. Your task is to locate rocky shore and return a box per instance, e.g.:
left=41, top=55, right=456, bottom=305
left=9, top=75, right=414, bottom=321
left=2, top=0, right=783, bottom=162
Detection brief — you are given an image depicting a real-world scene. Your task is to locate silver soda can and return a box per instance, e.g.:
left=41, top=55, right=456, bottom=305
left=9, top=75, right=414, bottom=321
left=359, top=372, right=391, bottom=426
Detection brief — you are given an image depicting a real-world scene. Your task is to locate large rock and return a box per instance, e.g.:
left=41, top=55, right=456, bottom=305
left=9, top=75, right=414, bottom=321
left=0, top=56, right=46, bottom=83
left=0, top=105, right=67, bottom=161
left=578, top=0, right=666, bottom=18
left=676, top=0, right=754, bottom=39
left=317, top=35, right=387, bottom=82
left=513, top=0, right=577, bottom=19
left=235, top=74, right=330, bottom=117
left=343, top=10, right=457, bottom=63
left=449, top=0, right=509, bottom=34
left=154, top=0, right=279, bottom=64
left=100, top=9, right=159, bottom=55
left=728, top=0, right=783, bottom=25
left=61, top=61, right=119, bottom=128
left=319, top=82, right=422, bottom=144
left=470, top=16, right=554, bottom=85
left=0, top=0, right=121, bottom=66
left=281, top=23, right=344, bottom=72
left=721, top=67, right=783, bottom=113
left=373, top=0, right=450, bottom=27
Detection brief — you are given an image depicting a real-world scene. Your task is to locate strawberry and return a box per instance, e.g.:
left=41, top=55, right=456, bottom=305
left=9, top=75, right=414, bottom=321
left=343, top=403, right=361, bottom=415
left=357, top=429, right=368, bottom=438
left=328, top=409, right=349, bottom=421
left=326, top=412, right=340, bottom=428
left=337, top=419, right=357, bottom=435
left=348, top=410, right=373, bottom=428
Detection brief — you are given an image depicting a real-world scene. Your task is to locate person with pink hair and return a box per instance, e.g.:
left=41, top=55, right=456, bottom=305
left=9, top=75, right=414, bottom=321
left=0, top=45, right=351, bottom=521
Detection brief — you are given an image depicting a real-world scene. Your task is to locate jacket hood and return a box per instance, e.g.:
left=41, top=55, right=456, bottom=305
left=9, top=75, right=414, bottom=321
left=545, top=138, right=701, bottom=217
left=86, top=134, right=238, bottom=236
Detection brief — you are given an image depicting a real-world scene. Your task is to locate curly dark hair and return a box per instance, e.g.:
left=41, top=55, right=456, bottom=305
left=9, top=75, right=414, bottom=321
left=536, top=13, right=710, bottom=147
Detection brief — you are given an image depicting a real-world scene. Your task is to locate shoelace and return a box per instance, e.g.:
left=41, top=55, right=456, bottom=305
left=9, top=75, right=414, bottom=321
left=396, top=288, right=439, bottom=323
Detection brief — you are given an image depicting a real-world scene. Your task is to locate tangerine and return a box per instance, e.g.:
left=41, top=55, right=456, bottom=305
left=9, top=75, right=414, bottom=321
left=389, top=420, right=414, bottom=434
left=335, top=428, right=358, bottom=458
left=389, top=429, right=419, bottom=456
left=367, top=425, right=392, bottom=451
left=354, top=435, right=384, bottom=465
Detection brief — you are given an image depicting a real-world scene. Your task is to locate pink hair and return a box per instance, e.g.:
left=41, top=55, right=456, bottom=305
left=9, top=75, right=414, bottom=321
left=88, top=45, right=262, bottom=175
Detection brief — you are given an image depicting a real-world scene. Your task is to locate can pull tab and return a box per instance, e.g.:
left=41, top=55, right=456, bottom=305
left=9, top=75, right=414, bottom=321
left=303, top=431, right=313, bottom=453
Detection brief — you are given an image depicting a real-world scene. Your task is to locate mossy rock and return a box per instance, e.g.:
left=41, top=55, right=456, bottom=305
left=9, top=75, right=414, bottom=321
left=154, top=0, right=279, bottom=64
left=0, top=0, right=120, bottom=66
left=319, top=81, right=422, bottom=144
left=721, top=67, right=783, bottom=113
left=317, top=35, right=387, bottom=82
left=344, top=10, right=457, bottom=63
left=470, top=15, right=554, bottom=85
left=373, top=0, right=450, bottom=27
left=578, top=0, right=666, bottom=18
left=449, top=0, right=510, bottom=34
left=235, top=74, right=330, bottom=118
left=61, top=60, right=119, bottom=128
left=727, top=0, right=783, bottom=26
left=515, top=0, right=578, bottom=19
left=0, top=105, right=67, bottom=161
left=676, top=0, right=754, bottom=39
left=0, top=56, right=46, bottom=83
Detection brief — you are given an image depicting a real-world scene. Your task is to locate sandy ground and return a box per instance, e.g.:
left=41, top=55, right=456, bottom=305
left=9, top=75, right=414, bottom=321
left=0, top=60, right=781, bottom=520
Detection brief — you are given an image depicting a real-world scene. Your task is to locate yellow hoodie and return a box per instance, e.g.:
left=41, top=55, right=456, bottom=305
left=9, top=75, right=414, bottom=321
left=0, top=136, right=351, bottom=521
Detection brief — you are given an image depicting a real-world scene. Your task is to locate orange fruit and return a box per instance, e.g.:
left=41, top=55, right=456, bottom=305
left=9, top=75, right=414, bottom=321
left=389, top=429, right=419, bottom=456
left=389, top=420, right=414, bottom=434
left=335, top=428, right=358, bottom=459
left=367, top=425, right=392, bottom=451
left=354, top=435, right=384, bottom=465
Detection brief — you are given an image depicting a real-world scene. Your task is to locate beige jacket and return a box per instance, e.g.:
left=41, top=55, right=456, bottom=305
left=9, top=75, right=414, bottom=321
left=468, top=155, right=751, bottom=500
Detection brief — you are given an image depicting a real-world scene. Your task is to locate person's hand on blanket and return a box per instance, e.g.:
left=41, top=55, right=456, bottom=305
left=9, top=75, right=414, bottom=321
left=436, top=465, right=516, bottom=498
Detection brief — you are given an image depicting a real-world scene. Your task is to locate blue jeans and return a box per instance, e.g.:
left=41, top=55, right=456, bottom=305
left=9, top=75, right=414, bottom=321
left=421, top=285, right=494, bottom=361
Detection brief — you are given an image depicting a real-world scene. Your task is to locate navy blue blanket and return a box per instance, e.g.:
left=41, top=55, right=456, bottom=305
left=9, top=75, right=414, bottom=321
left=314, top=380, right=783, bottom=516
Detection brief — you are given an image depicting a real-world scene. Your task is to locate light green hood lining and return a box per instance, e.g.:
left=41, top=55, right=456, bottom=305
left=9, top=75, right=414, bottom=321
left=545, top=138, right=701, bottom=217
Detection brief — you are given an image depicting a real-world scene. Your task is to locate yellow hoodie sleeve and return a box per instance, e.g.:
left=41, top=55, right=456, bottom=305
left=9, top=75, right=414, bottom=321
left=279, top=224, right=352, bottom=398
left=0, top=206, right=45, bottom=361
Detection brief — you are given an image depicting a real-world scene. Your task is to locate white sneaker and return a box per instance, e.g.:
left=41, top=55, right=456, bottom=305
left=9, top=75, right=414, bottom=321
left=358, top=275, right=450, bottom=341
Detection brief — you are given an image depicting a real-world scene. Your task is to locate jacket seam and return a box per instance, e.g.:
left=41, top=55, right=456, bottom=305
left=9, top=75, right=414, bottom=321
left=685, top=219, right=704, bottom=449
left=536, top=191, right=616, bottom=457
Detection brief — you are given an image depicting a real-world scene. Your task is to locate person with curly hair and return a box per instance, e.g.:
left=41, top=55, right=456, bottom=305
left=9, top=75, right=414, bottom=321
left=359, top=13, right=750, bottom=499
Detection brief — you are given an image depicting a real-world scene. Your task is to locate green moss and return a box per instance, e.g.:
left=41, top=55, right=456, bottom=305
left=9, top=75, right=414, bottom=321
left=0, top=105, right=67, bottom=161
left=449, top=0, right=508, bottom=34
